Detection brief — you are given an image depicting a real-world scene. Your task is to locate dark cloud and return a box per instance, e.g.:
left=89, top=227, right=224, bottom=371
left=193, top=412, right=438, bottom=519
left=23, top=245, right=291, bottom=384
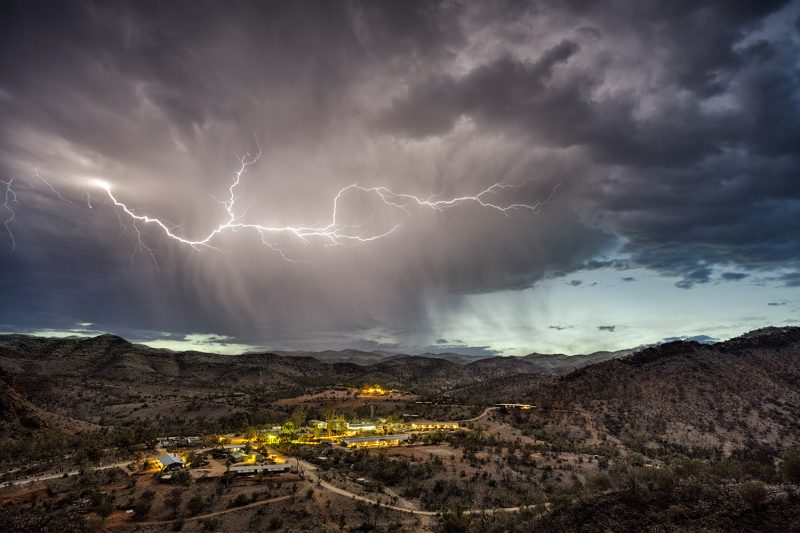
left=767, top=302, right=786, bottom=306
left=567, top=280, right=583, bottom=286
left=675, top=267, right=713, bottom=289
left=376, top=1, right=800, bottom=284
left=598, top=325, right=617, bottom=332
left=721, top=272, right=749, bottom=281
left=376, top=40, right=581, bottom=139
left=778, top=272, right=800, bottom=287
left=0, top=1, right=797, bottom=350
left=622, top=276, right=636, bottom=282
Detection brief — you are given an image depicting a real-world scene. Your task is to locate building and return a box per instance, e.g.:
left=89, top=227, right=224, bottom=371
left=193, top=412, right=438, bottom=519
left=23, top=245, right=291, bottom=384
left=229, top=463, right=291, bottom=475
left=156, top=452, right=185, bottom=471
left=410, top=422, right=459, bottom=431
left=341, top=434, right=409, bottom=449
left=496, top=403, right=535, bottom=410
left=230, top=451, right=248, bottom=463
left=154, top=436, right=200, bottom=450
left=346, top=422, right=377, bottom=434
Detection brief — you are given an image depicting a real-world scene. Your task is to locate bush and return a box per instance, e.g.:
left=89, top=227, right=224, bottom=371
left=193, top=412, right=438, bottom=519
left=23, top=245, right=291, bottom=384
left=202, top=517, right=220, bottom=531
left=188, top=494, right=206, bottom=515
left=739, top=481, right=767, bottom=509
left=781, top=455, right=800, bottom=483
left=587, top=474, right=611, bottom=492
left=133, top=497, right=152, bottom=520
left=232, top=493, right=249, bottom=507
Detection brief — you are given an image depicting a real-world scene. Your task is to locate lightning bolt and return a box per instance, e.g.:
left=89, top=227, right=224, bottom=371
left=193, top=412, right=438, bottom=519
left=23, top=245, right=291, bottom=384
left=1, top=178, right=18, bottom=250
left=91, top=149, right=558, bottom=263
left=34, top=168, right=73, bottom=204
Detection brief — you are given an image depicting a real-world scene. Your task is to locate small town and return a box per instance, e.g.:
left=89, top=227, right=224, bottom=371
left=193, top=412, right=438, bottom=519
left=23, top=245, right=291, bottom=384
left=1, top=383, right=546, bottom=530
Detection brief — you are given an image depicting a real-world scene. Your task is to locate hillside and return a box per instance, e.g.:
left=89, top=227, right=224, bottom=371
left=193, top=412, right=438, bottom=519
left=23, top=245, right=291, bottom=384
left=2, top=328, right=799, bottom=457
left=531, top=327, right=800, bottom=455
left=0, top=367, right=96, bottom=440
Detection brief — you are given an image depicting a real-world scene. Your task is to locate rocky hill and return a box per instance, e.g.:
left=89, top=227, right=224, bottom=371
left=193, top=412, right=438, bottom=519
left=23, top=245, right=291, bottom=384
left=2, top=327, right=799, bottom=455
left=532, top=327, right=800, bottom=455
left=0, top=367, right=95, bottom=440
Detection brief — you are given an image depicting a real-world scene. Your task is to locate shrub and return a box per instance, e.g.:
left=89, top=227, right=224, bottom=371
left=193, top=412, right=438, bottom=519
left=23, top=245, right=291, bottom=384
left=188, top=494, right=206, bottom=515
left=133, top=497, right=152, bottom=520
left=232, top=493, right=249, bottom=507
left=739, top=481, right=767, bottom=509
left=781, top=455, right=800, bottom=483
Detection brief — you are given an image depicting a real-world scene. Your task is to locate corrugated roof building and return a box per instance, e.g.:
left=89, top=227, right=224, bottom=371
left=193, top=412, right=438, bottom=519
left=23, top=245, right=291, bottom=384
left=157, top=452, right=184, bottom=470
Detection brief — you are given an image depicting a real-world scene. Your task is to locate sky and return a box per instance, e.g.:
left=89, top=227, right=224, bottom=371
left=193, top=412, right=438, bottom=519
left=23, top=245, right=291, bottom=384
left=1, top=0, right=799, bottom=356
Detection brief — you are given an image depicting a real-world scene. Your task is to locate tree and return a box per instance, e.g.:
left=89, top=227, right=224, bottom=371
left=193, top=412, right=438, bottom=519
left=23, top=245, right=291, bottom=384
left=165, top=487, right=184, bottom=517
left=188, top=494, right=206, bottom=515
left=133, top=497, right=152, bottom=520
left=187, top=451, right=208, bottom=468
left=440, top=499, right=469, bottom=533
left=290, top=408, right=307, bottom=430
left=324, top=405, right=337, bottom=438
left=279, top=421, right=296, bottom=444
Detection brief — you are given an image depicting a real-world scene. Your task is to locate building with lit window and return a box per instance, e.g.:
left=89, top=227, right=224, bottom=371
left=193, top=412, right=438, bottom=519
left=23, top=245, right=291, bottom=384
left=341, top=434, right=409, bottom=448
left=410, top=422, right=460, bottom=431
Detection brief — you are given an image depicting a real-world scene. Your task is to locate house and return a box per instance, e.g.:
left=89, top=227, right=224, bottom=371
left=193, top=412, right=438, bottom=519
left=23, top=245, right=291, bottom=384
left=230, top=451, right=248, bottom=463
left=155, top=436, right=201, bottom=450
left=341, top=434, right=409, bottom=449
left=410, top=422, right=459, bottom=431
left=156, top=452, right=185, bottom=471
left=346, top=422, right=377, bottom=435
left=229, top=463, right=291, bottom=475
left=496, top=403, right=534, bottom=410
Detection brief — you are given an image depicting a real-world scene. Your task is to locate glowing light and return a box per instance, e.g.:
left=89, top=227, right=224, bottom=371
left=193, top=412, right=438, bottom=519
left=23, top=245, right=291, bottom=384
left=359, top=383, right=392, bottom=396
left=92, top=147, right=558, bottom=264
left=91, top=179, right=112, bottom=191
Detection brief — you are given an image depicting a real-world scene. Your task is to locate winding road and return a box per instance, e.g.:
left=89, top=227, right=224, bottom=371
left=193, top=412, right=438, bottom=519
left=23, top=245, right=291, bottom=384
left=296, top=457, right=546, bottom=517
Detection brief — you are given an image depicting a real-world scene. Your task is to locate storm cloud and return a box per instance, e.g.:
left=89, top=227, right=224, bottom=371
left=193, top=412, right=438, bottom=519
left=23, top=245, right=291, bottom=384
left=1, top=1, right=798, bottom=351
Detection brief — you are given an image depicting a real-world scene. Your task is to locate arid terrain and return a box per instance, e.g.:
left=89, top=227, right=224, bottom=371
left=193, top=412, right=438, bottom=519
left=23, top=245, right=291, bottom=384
left=1, top=327, right=799, bottom=532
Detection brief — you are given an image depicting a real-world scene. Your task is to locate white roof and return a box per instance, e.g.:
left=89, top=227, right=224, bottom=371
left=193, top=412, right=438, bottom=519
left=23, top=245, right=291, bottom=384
left=157, top=453, right=183, bottom=466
